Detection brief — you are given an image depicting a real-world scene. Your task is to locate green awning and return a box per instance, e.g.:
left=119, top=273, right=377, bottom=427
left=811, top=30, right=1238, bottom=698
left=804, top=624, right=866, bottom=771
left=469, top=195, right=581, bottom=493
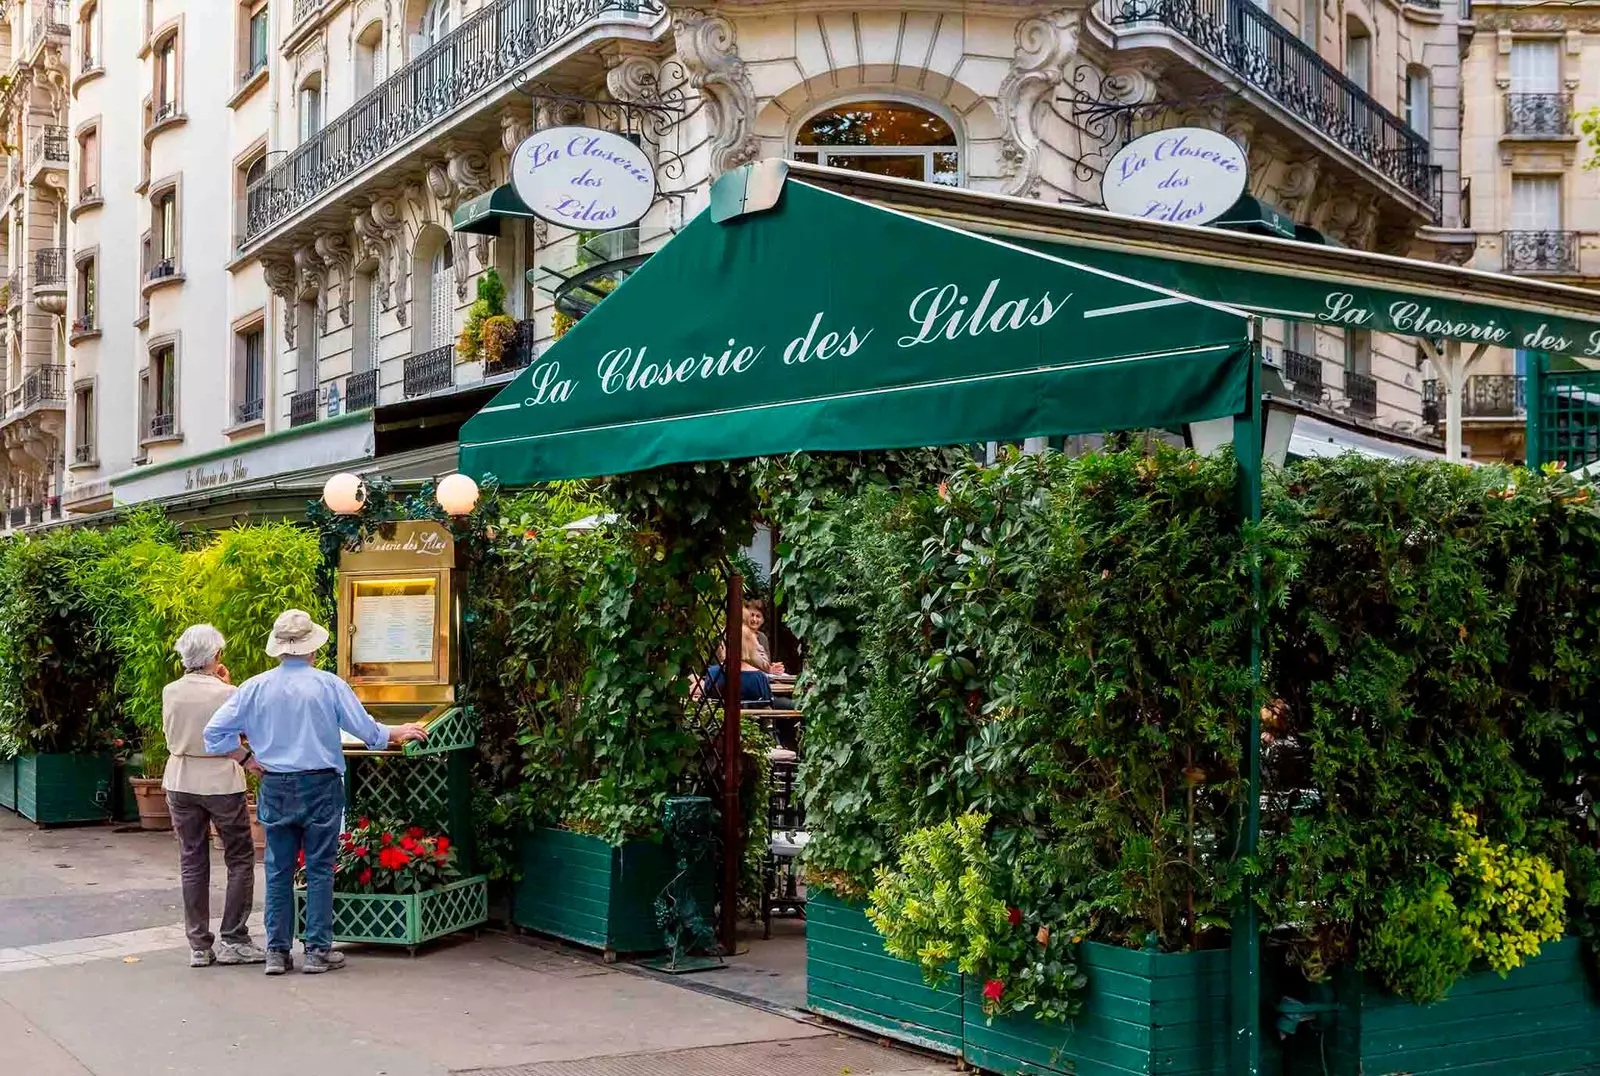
left=459, top=172, right=1255, bottom=484
left=1211, top=195, right=1298, bottom=241
left=452, top=185, right=534, bottom=236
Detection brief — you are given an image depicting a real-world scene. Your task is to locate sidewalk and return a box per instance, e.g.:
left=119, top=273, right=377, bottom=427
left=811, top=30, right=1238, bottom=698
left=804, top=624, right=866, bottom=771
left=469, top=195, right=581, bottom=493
left=0, top=816, right=952, bottom=1076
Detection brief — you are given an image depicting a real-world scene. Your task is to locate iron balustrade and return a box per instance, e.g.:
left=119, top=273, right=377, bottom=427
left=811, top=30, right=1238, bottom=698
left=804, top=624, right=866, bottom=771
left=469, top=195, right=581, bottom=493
left=73, top=442, right=94, bottom=464
left=147, top=412, right=175, bottom=439
left=244, top=0, right=659, bottom=242
left=1504, top=93, right=1573, bottom=137
left=1101, top=0, right=1433, bottom=201
left=1422, top=378, right=1440, bottom=427
left=71, top=312, right=94, bottom=334
left=29, top=125, right=67, bottom=165
left=403, top=345, right=455, bottom=398
left=289, top=388, right=319, bottom=427
left=152, top=100, right=177, bottom=125
left=345, top=368, right=378, bottom=411
left=1464, top=374, right=1526, bottom=418
left=1345, top=369, right=1378, bottom=418
left=1283, top=349, right=1323, bottom=402
left=294, top=0, right=321, bottom=26
left=147, top=258, right=177, bottom=282
left=33, top=247, right=65, bottom=287
left=484, top=318, right=537, bottom=377
left=79, top=182, right=98, bottom=202
left=1502, top=230, right=1580, bottom=274
left=21, top=365, right=65, bottom=409
left=235, top=397, right=265, bottom=425
left=5, top=269, right=20, bottom=310
left=29, top=1, right=67, bottom=54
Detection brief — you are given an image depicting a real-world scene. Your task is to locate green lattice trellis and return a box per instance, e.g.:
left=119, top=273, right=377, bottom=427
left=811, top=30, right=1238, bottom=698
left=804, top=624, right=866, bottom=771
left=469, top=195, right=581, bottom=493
left=403, top=706, right=476, bottom=757
left=294, top=875, right=489, bottom=948
left=348, top=754, right=450, bottom=831
left=1529, top=358, right=1600, bottom=471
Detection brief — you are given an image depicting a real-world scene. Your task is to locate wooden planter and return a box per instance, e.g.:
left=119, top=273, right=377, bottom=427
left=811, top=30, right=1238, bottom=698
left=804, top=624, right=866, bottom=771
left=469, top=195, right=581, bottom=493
left=1283, top=936, right=1600, bottom=1076
left=962, top=943, right=1230, bottom=1076
left=510, top=826, right=691, bottom=957
left=805, top=890, right=965, bottom=1056
left=12, top=752, right=113, bottom=825
left=294, top=875, right=488, bottom=952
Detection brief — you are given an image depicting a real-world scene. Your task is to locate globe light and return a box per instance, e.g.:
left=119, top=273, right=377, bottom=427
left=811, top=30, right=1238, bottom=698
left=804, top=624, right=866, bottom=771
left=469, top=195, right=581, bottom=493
left=321, top=472, right=365, bottom=514
left=436, top=473, right=480, bottom=516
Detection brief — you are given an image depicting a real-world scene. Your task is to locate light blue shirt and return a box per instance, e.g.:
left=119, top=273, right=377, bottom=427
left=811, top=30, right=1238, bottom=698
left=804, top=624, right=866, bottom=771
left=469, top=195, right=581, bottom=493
left=203, top=658, right=391, bottom=774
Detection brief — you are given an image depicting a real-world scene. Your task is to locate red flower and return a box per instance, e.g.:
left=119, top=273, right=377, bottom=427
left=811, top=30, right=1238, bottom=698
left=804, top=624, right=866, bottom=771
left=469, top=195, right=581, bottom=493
left=1007, top=907, right=1022, bottom=927
left=339, top=831, right=350, bottom=841
left=380, top=831, right=394, bottom=846
left=354, top=846, right=369, bottom=858
left=407, top=826, right=426, bottom=840
left=297, top=849, right=306, bottom=868
left=358, top=869, right=372, bottom=885
left=378, top=847, right=405, bottom=870
left=401, top=836, right=419, bottom=853
left=436, top=836, right=450, bottom=853
left=983, top=979, right=1005, bottom=1002
left=357, top=816, right=370, bottom=828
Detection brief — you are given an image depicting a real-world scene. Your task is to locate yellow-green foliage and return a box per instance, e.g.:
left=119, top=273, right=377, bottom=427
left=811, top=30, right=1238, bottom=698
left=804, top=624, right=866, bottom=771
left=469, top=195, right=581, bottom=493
left=1450, top=806, right=1567, bottom=976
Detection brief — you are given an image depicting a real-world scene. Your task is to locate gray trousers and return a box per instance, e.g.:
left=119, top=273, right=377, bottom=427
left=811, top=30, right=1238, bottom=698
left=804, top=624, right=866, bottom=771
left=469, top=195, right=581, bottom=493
left=166, top=791, right=255, bottom=951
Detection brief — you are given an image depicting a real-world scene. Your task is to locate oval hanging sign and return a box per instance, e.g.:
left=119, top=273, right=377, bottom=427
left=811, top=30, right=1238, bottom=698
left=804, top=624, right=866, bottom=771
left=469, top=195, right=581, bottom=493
left=1102, top=128, right=1247, bottom=227
left=510, top=126, right=656, bottom=231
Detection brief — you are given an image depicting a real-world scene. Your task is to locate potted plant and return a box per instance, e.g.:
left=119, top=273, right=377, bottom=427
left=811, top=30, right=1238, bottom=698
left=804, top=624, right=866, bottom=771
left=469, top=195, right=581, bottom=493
left=455, top=269, right=512, bottom=365
left=294, top=816, right=487, bottom=951
left=127, top=730, right=170, bottom=830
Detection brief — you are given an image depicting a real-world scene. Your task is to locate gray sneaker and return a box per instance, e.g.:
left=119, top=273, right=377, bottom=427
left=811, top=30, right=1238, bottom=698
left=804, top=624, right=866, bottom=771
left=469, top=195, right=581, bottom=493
left=216, top=940, right=267, bottom=965
left=189, top=948, right=215, bottom=968
left=264, top=951, right=293, bottom=976
left=302, top=949, right=346, bottom=974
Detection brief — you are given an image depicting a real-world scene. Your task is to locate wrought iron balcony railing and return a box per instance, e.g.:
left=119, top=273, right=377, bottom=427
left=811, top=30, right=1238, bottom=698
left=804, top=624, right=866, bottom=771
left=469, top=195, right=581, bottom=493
left=1344, top=369, right=1378, bottom=418
left=147, top=412, right=175, bottom=439
left=294, top=0, right=321, bottom=26
left=34, top=247, right=65, bottom=287
left=152, top=100, right=177, bottom=125
left=1463, top=374, right=1526, bottom=418
left=1422, top=378, right=1440, bottom=427
left=345, top=368, right=378, bottom=411
left=235, top=397, right=265, bottom=425
left=73, top=441, right=94, bottom=464
left=244, top=0, right=659, bottom=242
left=71, top=311, right=95, bottom=334
left=29, top=1, right=67, bottom=55
left=1502, top=230, right=1580, bottom=274
left=28, top=125, right=68, bottom=166
left=1504, top=93, right=1573, bottom=137
left=484, top=319, right=538, bottom=377
left=21, top=364, right=65, bottom=408
left=1101, top=0, right=1433, bottom=201
left=403, top=345, right=455, bottom=398
left=289, top=388, right=319, bottom=427
left=1283, top=349, right=1324, bottom=402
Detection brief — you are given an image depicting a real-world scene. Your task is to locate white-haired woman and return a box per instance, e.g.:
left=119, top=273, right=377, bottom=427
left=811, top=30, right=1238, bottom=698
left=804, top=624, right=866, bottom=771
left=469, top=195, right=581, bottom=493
left=163, top=624, right=265, bottom=967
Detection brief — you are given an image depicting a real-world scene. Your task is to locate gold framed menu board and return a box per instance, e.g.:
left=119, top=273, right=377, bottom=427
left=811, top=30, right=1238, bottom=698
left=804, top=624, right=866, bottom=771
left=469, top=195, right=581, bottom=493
left=336, top=520, right=456, bottom=701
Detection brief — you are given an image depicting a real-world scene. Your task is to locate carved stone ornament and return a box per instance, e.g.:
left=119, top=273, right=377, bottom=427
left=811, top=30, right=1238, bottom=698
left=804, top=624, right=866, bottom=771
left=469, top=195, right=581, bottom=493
left=998, top=9, right=1081, bottom=198
left=314, top=229, right=355, bottom=327
left=446, top=145, right=493, bottom=208
left=672, top=10, right=759, bottom=176
left=1270, top=156, right=1322, bottom=220
left=294, top=244, right=329, bottom=337
left=607, top=54, right=665, bottom=164
left=368, top=191, right=410, bottom=326
left=353, top=201, right=393, bottom=311
left=262, top=255, right=299, bottom=347
left=500, top=108, right=533, bottom=157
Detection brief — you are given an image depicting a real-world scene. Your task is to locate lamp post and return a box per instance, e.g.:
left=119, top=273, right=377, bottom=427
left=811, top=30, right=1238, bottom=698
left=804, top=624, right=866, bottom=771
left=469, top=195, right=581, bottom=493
left=320, top=471, right=480, bottom=516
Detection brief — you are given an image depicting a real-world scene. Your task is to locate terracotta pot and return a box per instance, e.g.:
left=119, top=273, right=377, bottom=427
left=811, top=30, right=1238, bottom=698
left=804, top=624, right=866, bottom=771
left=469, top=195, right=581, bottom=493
left=127, top=777, right=171, bottom=831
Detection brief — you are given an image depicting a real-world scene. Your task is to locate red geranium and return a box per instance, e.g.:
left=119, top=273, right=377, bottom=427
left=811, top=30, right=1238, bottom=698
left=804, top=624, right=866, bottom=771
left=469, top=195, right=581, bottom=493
left=436, top=836, right=449, bottom=853
left=329, top=817, right=460, bottom=895
left=1007, top=906, right=1022, bottom=927
left=354, top=846, right=369, bottom=858
left=380, top=831, right=393, bottom=846
left=357, top=816, right=371, bottom=828
left=407, top=826, right=425, bottom=840
left=983, top=979, right=1005, bottom=1002
left=359, top=869, right=372, bottom=885
left=401, top=836, right=419, bottom=853
left=297, top=849, right=305, bottom=868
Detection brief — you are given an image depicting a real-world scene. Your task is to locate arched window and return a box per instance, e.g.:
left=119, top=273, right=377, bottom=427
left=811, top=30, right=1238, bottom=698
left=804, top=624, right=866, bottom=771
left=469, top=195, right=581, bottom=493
left=299, top=75, right=323, bottom=144
left=420, top=0, right=452, bottom=48
left=355, top=21, right=385, bottom=97
left=790, top=99, right=960, bottom=186
left=430, top=244, right=453, bottom=350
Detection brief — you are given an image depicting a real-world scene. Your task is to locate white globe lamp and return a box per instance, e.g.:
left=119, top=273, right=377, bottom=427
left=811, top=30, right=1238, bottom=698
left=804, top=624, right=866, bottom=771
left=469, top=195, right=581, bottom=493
left=321, top=472, right=365, bottom=514
left=436, top=473, right=480, bottom=516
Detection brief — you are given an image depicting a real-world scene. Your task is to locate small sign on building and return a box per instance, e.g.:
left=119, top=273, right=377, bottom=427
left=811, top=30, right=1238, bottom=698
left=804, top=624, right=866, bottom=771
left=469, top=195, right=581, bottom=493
left=510, top=126, right=656, bottom=231
left=1102, top=128, right=1249, bottom=227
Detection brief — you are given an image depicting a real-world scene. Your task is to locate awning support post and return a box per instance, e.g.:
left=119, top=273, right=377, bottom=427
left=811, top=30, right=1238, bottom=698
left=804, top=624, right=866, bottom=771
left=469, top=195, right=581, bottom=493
left=1425, top=339, right=1490, bottom=463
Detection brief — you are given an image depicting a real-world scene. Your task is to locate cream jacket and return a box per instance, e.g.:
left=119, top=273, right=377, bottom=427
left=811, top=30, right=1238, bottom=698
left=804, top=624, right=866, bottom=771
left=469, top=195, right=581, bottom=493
left=161, top=673, right=245, bottom=796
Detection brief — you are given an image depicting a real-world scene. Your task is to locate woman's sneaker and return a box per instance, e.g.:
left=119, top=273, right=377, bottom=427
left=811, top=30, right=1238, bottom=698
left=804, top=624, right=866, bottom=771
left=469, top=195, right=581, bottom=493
left=302, top=949, right=346, bottom=974
left=216, top=940, right=267, bottom=965
left=189, top=949, right=215, bottom=968
left=264, top=951, right=293, bottom=976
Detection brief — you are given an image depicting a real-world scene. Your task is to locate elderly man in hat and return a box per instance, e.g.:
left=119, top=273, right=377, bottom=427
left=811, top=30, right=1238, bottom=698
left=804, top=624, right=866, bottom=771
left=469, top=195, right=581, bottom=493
left=205, top=609, right=427, bottom=975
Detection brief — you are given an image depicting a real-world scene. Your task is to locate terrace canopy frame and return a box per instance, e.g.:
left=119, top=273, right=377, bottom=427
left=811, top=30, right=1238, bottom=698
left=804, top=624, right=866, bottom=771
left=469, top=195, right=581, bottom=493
left=458, top=160, right=1272, bottom=1071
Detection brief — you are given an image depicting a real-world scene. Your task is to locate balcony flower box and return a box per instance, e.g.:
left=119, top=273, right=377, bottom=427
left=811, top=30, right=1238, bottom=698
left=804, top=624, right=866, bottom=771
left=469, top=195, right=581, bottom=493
left=510, top=826, right=697, bottom=958
left=805, top=890, right=965, bottom=1055
left=293, top=875, right=488, bottom=953
left=1282, top=937, right=1600, bottom=1076
left=3, top=752, right=113, bottom=824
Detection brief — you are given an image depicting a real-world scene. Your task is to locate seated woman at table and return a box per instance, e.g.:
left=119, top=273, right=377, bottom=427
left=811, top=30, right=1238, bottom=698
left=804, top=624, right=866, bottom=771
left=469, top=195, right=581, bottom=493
left=744, top=600, right=784, bottom=676
left=704, top=618, right=773, bottom=703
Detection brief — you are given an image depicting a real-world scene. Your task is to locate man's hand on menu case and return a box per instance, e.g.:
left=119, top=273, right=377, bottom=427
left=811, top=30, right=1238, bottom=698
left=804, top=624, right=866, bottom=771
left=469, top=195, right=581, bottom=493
left=387, top=723, right=429, bottom=747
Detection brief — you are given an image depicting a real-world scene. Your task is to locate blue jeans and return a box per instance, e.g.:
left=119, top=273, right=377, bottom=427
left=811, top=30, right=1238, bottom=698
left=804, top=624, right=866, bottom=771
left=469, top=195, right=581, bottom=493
left=258, top=771, right=343, bottom=953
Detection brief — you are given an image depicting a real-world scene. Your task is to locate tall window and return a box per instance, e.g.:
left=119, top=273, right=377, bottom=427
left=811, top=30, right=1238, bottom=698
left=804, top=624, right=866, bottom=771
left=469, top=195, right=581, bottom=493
left=155, top=35, right=178, bottom=117
left=430, top=245, right=453, bottom=349
left=1512, top=175, right=1561, bottom=231
left=1510, top=39, right=1560, bottom=95
left=791, top=100, right=960, bottom=186
left=240, top=153, right=266, bottom=237
left=81, top=2, right=100, bottom=69
left=149, top=346, right=177, bottom=435
left=1406, top=68, right=1431, bottom=137
left=78, top=128, right=99, bottom=199
left=355, top=22, right=385, bottom=96
left=1300, top=0, right=1318, bottom=45
left=236, top=325, right=264, bottom=423
left=73, top=382, right=95, bottom=461
left=76, top=257, right=95, bottom=328
left=365, top=271, right=381, bottom=370
left=1345, top=21, right=1371, bottom=94
left=246, top=2, right=269, bottom=77
left=299, top=80, right=322, bottom=144
left=297, top=298, right=318, bottom=392
left=1345, top=329, right=1372, bottom=376
left=153, top=190, right=177, bottom=266
left=420, top=0, right=453, bottom=48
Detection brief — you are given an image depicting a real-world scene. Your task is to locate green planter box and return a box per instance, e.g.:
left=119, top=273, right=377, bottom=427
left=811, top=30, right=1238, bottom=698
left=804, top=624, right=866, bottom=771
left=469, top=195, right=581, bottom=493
left=1285, top=936, right=1600, bottom=1076
left=805, top=890, right=965, bottom=1056
left=510, top=826, right=692, bottom=956
left=294, top=875, right=488, bottom=951
left=0, top=756, right=15, bottom=811
left=962, top=943, right=1231, bottom=1076
left=13, top=752, right=113, bottom=825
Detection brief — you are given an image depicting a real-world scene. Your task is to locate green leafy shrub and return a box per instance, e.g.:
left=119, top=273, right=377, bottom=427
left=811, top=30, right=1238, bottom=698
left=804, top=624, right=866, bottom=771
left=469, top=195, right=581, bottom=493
left=456, top=269, right=507, bottom=363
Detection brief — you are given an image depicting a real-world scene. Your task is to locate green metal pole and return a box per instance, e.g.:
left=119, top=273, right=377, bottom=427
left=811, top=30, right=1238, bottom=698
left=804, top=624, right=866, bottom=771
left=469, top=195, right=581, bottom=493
left=1229, top=334, right=1264, bottom=1076
left=1525, top=351, right=1546, bottom=469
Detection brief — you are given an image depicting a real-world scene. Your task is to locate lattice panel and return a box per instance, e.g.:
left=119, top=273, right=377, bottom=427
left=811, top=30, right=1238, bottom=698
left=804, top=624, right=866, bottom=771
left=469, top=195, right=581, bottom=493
left=348, top=754, right=449, bottom=831
left=1537, top=367, right=1600, bottom=472
left=419, top=877, right=489, bottom=942
left=295, top=888, right=413, bottom=944
left=404, top=706, right=477, bottom=757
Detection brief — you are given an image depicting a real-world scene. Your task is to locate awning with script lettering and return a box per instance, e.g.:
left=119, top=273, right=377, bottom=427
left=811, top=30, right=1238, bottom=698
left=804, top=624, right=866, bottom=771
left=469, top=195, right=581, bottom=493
left=457, top=172, right=1256, bottom=484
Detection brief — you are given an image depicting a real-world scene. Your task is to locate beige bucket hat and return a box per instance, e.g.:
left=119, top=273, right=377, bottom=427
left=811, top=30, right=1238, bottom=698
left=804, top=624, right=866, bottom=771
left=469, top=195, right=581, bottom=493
left=265, top=609, right=330, bottom=658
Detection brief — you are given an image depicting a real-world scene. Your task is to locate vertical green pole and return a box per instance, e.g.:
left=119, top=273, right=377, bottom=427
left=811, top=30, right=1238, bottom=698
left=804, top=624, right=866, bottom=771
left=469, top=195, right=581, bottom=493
left=1230, top=333, right=1264, bottom=1076
left=1525, top=351, right=1546, bottom=469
